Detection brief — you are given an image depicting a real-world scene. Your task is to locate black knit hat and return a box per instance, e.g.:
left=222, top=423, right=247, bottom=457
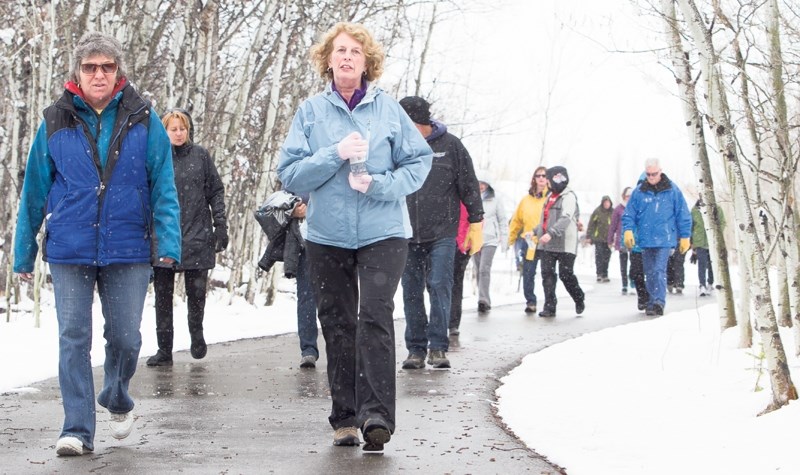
left=546, top=166, right=569, bottom=194
left=399, top=96, right=432, bottom=125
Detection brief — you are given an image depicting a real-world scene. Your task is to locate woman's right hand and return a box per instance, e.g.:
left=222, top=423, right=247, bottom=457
left=336, top=132, right=367, bottom=161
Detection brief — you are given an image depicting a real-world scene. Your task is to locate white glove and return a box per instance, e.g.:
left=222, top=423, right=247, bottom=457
left=348, top=172, right=373, bottom=193
left=337, top=132, right=368, bottom=161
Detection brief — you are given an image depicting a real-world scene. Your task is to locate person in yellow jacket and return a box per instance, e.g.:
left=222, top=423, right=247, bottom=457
left=508, top=166, right=549, bottom=313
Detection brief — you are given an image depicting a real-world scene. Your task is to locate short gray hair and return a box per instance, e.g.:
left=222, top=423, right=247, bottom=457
left=644, top=158, right=661, bottom=170
left=70, top=31, right=126, bottom=83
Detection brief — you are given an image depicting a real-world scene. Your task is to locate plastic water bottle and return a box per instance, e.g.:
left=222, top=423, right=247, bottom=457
left=350, top=130, right=369, bottom=176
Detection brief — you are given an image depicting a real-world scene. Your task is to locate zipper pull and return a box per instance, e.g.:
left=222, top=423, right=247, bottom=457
left=97, top=183, right=105, bottom=196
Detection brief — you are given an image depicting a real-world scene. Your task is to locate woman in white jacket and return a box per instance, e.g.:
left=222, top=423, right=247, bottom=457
left=472, top=171, right=509, bottom=312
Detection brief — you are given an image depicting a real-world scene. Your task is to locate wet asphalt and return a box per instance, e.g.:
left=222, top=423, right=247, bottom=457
left=0, top=280, right=706, bottom=474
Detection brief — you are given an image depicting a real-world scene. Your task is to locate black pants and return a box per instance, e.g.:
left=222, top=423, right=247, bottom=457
left=153, top=267, right=209, bottom=353
left=594, top=242, right=612, bottom=278
left=540, top=250, right=584, bottom=313
left=618, top=249, right=630, bottom=287
left=449, top=249, right=472, bottom=330
left=630, top=252, right=649, bottom=307
left=667, top=248, right=686, bottom=288
left=305, top=238, right=407, bottom=433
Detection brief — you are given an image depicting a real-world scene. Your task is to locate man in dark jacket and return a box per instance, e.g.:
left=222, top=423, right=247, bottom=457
left=586, top=195, right=613, bottom=282
left=399, top=96, right=483, bottom=369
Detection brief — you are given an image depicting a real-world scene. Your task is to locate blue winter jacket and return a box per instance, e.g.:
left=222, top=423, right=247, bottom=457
left=621, top=173, right=692, bottom=249
left=14, top=84, right=181, bottom=272
left=278, top=83, right=433, bottom=249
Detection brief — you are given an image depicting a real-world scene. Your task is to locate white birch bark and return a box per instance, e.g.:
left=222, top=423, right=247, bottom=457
left=677, top=0, right=797, bottom=413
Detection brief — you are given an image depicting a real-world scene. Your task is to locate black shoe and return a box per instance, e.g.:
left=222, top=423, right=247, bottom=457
left=675, top=287, right=683, bottom=295
left=190, top=336, right=207, bottom=359
left=538, top=309, right=556, bottom=317
left=146, top=349, right=173, bottom=367
left=362, top=419, right=391, bottom=452
left=299, top=355, right=317, bottom=368
left=621, top=287, right=628, bottom=295
left=637, top=302, right=647, bottom=311
left=653, top=304, right=664, bottom=316
left=402, top=352, right=426, bottom=370
left=601, top=277, right=610, bottom=283
left=524, top=304, right=537, bottom=314
left=477, top=302, right=491, bottom=313
left=645, top=307, right=656, bottom=316
left=575, top=300, right=585, bottom=315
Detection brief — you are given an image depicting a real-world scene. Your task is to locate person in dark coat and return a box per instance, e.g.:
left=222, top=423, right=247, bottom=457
left=146, top=109, right=228, bottom=366
left=586, top=195, right=613, bottom=282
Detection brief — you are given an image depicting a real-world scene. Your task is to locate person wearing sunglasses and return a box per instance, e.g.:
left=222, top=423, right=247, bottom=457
left=13, top=32, right=180, bottom=456
left=621, top=159, right=692, bottom=316
left=508, top=166, right=550, bottom=314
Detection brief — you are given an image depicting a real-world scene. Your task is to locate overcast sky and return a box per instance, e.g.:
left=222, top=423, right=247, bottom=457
left=412, top=0, right=698, bottom=207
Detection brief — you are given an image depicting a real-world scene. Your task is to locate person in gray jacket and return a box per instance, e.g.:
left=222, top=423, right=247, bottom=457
left=534, top=166, right=585, bottom=317
left=472, top=170, right=508, bottom=313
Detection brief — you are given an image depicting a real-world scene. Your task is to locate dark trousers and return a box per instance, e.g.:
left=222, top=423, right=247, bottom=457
left=696, top=248, right=713, bottom=287
left=296, top=248, right=318, bottom=358
left=305, top=238, right=407, bottom=433
left=594, top=242, right=612, bottom=278
left=450, top=249, right=471, bottom=330
left=667, top=248, right=686, bottom=288
left=629, top=251, right=649, bottom=308
left=153, top=267, right=209, bottom=353
left=618, top=249, right=630, bottom=287
left=540, top=250, right=584, bottom=313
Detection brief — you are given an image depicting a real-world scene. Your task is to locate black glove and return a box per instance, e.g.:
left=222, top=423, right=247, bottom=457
left=690, top=250, right=697, bottom=264
left=214, top=227, right=229, bottom=252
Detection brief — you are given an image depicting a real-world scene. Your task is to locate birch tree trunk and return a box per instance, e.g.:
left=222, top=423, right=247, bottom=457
left=660, top=0, right=736, bottom=330
left=677, top=0, right=797, bottom=413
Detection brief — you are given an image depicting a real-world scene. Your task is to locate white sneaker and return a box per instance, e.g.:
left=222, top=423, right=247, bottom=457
left=109, top=411, right=134, bottom=440
left=56, top=436, right=89, bottom=456
left=699, top=285, right=708, bottom=297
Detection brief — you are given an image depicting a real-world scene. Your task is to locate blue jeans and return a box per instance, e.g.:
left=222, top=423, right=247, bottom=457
left=696, top=248, right=713, bottom=287
left=521, top=242, right=540, bottom=306
left=50, top=263, right=150, bottom=450
left=402, top=237, right=456, bottom=353
left=642, top=248, right=671, bottom=308
left=296, top=248, right=318, bottom=358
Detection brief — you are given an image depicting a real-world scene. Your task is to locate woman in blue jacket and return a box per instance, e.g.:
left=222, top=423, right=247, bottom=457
left=278, top=22, right=432, bottom=452
left=13, top=32, right=180, bottom=456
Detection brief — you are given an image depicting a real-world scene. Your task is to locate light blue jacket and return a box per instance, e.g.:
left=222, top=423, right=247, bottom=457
left=278, top=84, right=433, bottom=249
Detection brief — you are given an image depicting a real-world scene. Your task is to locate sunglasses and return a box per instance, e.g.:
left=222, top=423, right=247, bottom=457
left=80, top=62, right=118, bottom=75
left=645, top=171, right=661, bottom=177
left=534, top=174, right=547, bottom=178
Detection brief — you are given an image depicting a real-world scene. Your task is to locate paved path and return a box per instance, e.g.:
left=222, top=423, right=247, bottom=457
left=0, top=278, right=705, bottom=474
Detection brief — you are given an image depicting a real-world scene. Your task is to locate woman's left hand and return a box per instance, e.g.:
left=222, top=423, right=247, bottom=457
left=348, top=173, right=372, bottom=193
left=539, top=233, right=552, bottom=244
left=159, top=257, right=176, bottom=265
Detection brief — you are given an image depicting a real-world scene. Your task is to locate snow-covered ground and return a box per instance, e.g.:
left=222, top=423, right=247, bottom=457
left=2, top=251, right=797, bottom=474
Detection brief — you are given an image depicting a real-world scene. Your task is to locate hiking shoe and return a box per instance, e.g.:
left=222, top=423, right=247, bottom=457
left=56, top=436, right=90, bottom=456
left=675, top=286, right=683, bottom=295
left=190, top=336, right=207, bottom=359
left=299, top=354, right=317, bottom=369
left=427, top=350, right=450, bottom=369
left=637, top=302, right=647, bottom=311
left=601, top=277, right=610, bottom=283
left=575, top=300, right=585, bottom=315
left=146, top=349, right=173, bottom=367
left=109, top=411, right=134, bottom=440
left=538, top=309, right=556, bottom=317
left=362, top=419, right=391, bottom=452
left=402, top=352, right=426, bottom=370
left=477, top=302, right=491, bottom=313
left=333, top=427, right=360, bottom=446
left=524, top=304, right=537, bottom=314
left=654, top=304, right=664, bottom=316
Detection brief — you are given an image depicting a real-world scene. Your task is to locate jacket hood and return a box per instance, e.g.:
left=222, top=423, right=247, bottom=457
left=547, top=166, right=569, bottom=194
left=601, top=195, right=612, bottom=207
left=165, top=107, right=195, bottom=142
left=426, top=120, right=447, bottom=142
left=476, top=169, right=494, bottom=189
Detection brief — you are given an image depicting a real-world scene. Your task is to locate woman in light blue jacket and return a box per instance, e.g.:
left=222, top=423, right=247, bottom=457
left=277, top=22, right=432, bottom=452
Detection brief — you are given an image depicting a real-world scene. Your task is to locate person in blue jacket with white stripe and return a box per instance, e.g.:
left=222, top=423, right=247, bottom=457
left=278, top=22, right=432, bottom=452
left=13, top=32, right=181, bottom=456
left=622, top=159, right=692, bottom=316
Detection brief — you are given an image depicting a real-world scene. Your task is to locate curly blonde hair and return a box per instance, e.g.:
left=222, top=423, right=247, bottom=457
left=309, top=22, right=385, bottom=82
